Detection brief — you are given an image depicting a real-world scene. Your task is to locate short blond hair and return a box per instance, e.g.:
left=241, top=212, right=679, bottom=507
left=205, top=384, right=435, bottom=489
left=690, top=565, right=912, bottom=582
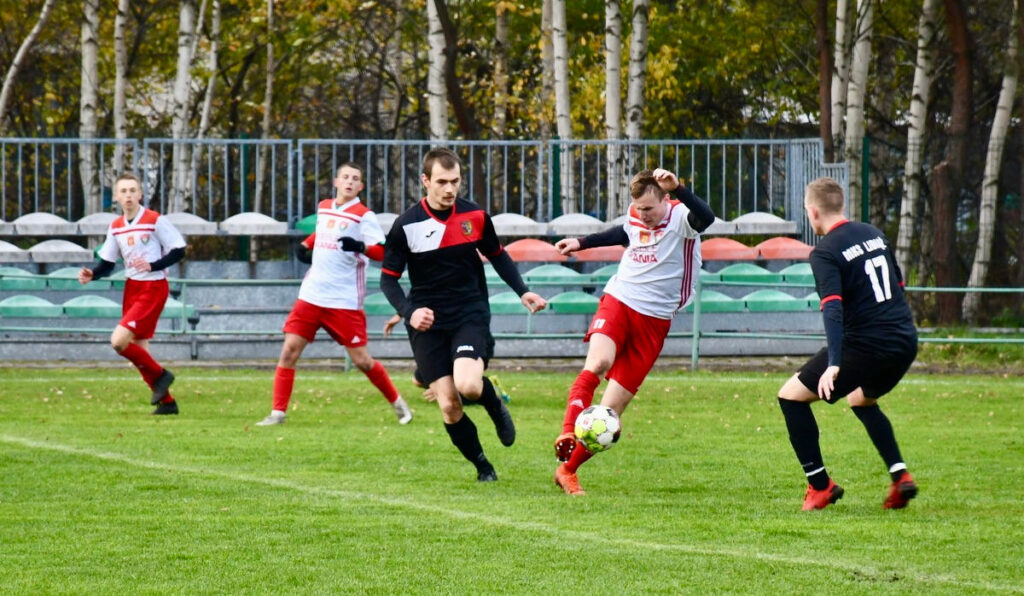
left=805, top=177, right=845, bottom=214
left=629, top=169, right=666, bottom=201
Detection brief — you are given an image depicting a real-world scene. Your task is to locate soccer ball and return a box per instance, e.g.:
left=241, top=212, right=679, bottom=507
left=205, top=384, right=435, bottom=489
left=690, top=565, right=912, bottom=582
left=574, top=405, right=621, bottom=453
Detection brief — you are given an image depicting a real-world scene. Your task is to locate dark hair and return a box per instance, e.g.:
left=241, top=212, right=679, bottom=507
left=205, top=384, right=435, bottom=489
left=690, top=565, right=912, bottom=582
left=336, top=162, right=363, bottom=178
left=421, top=148, right=461, bottom=178
left=805, top=177, right=845, bottom=214
left=629, top=169, right=665, bottom=201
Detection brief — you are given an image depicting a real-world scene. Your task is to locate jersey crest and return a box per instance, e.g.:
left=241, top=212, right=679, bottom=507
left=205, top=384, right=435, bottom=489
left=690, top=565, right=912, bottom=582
left=461, top=220, right=473, bottom=236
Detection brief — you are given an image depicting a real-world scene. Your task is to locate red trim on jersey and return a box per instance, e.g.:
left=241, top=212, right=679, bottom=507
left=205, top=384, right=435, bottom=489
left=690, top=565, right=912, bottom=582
left=365, top=244, right=385, bottom=261
left=677, top=237, right=696, bottom=309
left=898, top=280, right=905, bottom=288
left=828, top=219, right=850, bottom=232
left=302, top=233, right=315, bottom=249
left=381, top=267, right=402, bottom=278
left=420, top=197, right=452, bottom=223
left=819, top=294, right=842, bottom=310
left=439, top=209, right=485, bottom=248
left=480, top=245, right=504, bottom=259
left=319, top=211, right=362, bottom=225
left=113, top=226, right=155, bottom=236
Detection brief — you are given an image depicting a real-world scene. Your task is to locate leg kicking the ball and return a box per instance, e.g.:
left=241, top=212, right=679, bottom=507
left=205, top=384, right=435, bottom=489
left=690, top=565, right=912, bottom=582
left=553, top=169, right=714, bottom=495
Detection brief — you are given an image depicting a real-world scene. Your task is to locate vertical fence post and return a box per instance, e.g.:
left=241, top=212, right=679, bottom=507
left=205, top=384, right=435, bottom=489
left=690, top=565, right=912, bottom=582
left=691, top=273, right=702, bottom=371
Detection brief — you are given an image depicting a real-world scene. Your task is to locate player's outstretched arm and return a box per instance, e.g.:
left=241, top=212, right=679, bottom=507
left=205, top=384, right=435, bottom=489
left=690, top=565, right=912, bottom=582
left=520, top=291, right=547, bottom=313
left=555, top=237, right=581, bottom=255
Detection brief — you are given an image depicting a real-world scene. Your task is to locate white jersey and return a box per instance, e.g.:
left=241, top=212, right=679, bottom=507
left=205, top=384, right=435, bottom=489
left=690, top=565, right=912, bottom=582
left=97, top=207, right=186, bottom=281
left=298, top=197, right=385, bottom=310
left=603, top=199, right=702, bottom=319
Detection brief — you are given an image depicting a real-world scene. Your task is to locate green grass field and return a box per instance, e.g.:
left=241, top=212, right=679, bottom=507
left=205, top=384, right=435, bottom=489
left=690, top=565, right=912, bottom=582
left=0, top=365, right=1021, bottom=594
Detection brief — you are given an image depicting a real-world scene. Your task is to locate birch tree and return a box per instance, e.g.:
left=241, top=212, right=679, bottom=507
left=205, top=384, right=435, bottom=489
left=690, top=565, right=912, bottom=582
left=491, top=2, right=509, bottom=211
left=539, top=0, right=554, bottom=142
left=79, top=0, right=101, bottom=216
left=426, top=0, right=447, bottom=142
left=895, top=0, right=940, bottom=277
left=623, top=0, right=649, bottom=212
left=963, top=12, right=1017, bottom=322
left=843, top=0, right=872, bottom=222
left=553, top=0, right=575, bottom=213
left=604, top=0, right=623, bottom=220
left=254, top=0, right=274, bottom=218
left=189, top=0, right=220, bottom=187
left=830, top=0, right=851, bottom=152
left=170, top=0, right=196, bottom=213
left=0, top=0, right=58, bottom=135
left=113, top=0, right=129, bottom=174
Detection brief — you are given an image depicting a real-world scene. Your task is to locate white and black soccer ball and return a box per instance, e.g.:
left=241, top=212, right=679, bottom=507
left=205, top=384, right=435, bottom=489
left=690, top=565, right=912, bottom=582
left=574, top=405, right=621, bottom=453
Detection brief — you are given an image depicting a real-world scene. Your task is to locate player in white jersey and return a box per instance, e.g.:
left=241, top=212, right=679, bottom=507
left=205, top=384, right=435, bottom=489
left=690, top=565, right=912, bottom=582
left=550, top=168, right=714, bottom=495
left=254, top=163, right=411, bottom=427
left=78, top=173, right=187, bottom=415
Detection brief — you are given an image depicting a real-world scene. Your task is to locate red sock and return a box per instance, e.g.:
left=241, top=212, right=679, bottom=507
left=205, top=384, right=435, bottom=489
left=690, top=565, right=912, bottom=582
left=273, top=366, right=296, bottom=412
left=562, top=370, right=601, bottom=434
left=364, top=361, right=399, bottom=403
left=161, top=394, right=175, bottom=404
left=120, top=343, right=163, bottom=387
left=564, top=441, right=595, bottom=474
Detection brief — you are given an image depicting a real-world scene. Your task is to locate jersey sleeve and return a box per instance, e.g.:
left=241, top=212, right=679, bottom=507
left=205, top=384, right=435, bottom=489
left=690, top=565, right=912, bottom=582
left=301, top=232, right=316, bottom=249
left=674, top=203, right=702, bottom=239
left=381, top=221, right=409, bottom=278
left=97, top=228, right=121, bottom=262
left=360, top=211, right=386, bottom=246
left=476, top=213, right=502, bottom=257
left=809, top=248, right=843, bottom=309
left=154, top=216, right=187, bottom=252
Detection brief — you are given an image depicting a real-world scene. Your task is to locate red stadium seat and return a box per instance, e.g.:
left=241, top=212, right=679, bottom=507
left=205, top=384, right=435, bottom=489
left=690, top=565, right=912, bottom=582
left=573, top=244, right=625, bottom=262
left=502, top=238, right=567, bottom=262
left=701, top=237, right=758, bottom=261
left=756, top=237, right=813, bottom=260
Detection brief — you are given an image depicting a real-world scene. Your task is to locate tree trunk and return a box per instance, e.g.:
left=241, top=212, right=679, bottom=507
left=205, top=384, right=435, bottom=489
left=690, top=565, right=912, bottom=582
left=815, top=0, right=834, bottom=163
left=251, top=0, right=273, bottom=273
left=604, top=0, right=622, bottom=221
left=190, top=0, right=220, bottom=181
left=895, top=0, right=939, bottom=278
left=113, top=0, right=129, bottom=175
left=553, top=0, right=575, bottom=214
left=830, top=0, right=850, bottom=153
left=623, top=0, right=649, bottom=214
left=933, top=0, right=974, bottom=324
left=963, top=12, right=1016, bottom=323
left=432, top=0, right=478, bottom=140
left=0, top=0, right=57, bottom=135
left=79, top=0, right=101, bottom=216
left=171, top=0, right=197, bottom=213
left=539, top=0, right=554, bottom=142
left=843, top=0, right=872, bottom=222
left=426, top=0, right=447, bottom=141
left=491, top=1, right=509, bottom=212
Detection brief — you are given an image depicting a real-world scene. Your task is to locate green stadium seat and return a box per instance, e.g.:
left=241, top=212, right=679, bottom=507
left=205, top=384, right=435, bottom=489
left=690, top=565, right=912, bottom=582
left=548, top=291, right=599, bottom=314
left=63, top=295, right=121, bottom=318
left=108, top=270, right=127, bottom=290
left=489, top=291, right=529, bottom=314
left=685, top=289, right=745, bottom=313
left=717, top=263, right=783, bottom=284
left=588, top=263, right=619, bottom=284
left=522, top=264, right=584, bottom=285
left=363, top=292, right=396, bottom=316
left=743, top=289, right=809, bottom=312
left=483, top=263, right=503, bottom=286
left=0, top=295, right=63, bottom=317
left=47, top=266, right=111, bottom=290
left=780, top=263, right=814, bottom=285
left=162, top=297, right=197, bottom=319
left=698, top=268, right=721, bottom=282
left=294, top=213, right=317, bottom=235
left=805, top=291, right=822, bottom=310
left=0, top=267, right=46, bottom=291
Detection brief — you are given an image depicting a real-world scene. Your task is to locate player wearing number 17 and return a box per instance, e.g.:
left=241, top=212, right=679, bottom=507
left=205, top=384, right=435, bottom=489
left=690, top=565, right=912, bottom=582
left=551, top=168, right=715, bottom=496
left=777, top=177, right=919, bottom=511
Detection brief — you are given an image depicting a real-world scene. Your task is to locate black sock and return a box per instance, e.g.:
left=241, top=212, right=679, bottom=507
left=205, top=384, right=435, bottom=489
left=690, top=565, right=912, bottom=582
left=778, top=398, right=830, bottom=490
left=851, top=404, right=906, bottom=481
left=444, top=413, right=490, bottom=471
left=476, top=377, right=501, bottom=414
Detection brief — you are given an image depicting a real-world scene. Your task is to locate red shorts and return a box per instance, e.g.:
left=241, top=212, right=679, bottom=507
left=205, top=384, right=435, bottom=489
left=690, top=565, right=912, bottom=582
left=121, top=278, right=169, bottom=340
left=584, top=293, right=671, bottom=395
left=283, top=299, right=368, bottom=347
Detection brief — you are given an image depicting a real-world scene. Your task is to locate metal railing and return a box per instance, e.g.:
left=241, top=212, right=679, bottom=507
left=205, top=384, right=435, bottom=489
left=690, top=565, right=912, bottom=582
left=2, top=137, right=845, bottom=232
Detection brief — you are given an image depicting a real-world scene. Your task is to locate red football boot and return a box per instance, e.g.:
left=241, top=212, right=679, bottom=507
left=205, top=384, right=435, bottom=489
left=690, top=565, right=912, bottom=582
left=802, top=479, right=844, bottom=511
left=883, top=471, right=918, bottom=510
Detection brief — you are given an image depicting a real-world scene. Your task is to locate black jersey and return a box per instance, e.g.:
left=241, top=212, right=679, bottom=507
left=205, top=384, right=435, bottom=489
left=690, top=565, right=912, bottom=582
left=810, top=220, right=917, bottom=353
left=381, top=198, right=499, bottom=328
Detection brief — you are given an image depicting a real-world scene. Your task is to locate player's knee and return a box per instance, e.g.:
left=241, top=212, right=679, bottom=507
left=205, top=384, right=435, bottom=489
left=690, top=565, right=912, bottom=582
left=438, top=399, right=463, bottom=422
left=454, top=377, right=482, bottom=400
left=352, top=357, right=373, bottom=373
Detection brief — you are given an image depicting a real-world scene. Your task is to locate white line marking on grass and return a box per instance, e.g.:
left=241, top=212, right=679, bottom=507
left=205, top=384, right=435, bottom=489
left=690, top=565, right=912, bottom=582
left=1, top=433, right=1019, bottom=594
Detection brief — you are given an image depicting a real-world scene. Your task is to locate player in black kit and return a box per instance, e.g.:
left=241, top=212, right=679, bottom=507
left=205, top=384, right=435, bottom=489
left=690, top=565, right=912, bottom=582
left=380, top=148, right=547, bottom=482
left=777, top=177, right=919, bottom=511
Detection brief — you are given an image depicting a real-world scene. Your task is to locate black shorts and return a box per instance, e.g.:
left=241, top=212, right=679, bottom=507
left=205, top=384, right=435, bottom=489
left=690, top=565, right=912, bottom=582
left=407, top=318, right=491, bottom=385
left=797, top=343, right=917, bottom=403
